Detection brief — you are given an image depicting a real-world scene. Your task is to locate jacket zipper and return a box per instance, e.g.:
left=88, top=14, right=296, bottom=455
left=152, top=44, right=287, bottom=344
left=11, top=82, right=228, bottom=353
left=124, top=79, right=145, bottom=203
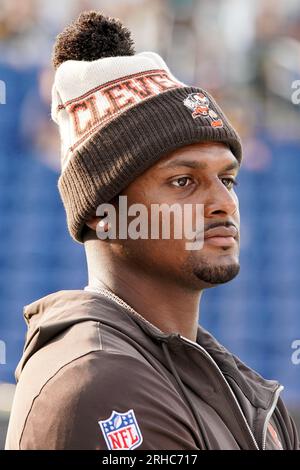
left=262, top=385, right=284, bottom=450
left=180, top=335, right=260, bottom=449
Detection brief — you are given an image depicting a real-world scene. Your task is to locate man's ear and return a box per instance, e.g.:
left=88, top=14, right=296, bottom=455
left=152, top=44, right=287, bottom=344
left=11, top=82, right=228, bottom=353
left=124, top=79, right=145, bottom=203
left=85, top=216, right=101, bottom=231
left=86, top=215, right=110, bottom=233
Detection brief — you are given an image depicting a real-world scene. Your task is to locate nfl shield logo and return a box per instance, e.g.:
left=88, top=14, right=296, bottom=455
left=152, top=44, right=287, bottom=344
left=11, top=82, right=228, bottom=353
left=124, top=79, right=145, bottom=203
left=98, top=409, right=143, bottom=450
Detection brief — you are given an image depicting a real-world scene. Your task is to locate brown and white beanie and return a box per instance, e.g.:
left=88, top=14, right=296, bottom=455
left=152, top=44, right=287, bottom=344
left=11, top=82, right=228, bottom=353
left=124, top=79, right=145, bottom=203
left=51, top=11, right=242, bottom=242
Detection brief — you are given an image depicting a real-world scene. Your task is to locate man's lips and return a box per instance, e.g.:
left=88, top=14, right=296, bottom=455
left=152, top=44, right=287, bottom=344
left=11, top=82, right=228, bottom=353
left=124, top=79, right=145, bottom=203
left=204, top=226, right=238, bottom=239
left=204, top=225, right=238, bottom=247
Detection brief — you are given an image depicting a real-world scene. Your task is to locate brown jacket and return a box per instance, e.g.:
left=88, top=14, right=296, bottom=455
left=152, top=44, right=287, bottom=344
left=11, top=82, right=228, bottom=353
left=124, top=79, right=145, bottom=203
left=5, top=290, right=299, bottom=450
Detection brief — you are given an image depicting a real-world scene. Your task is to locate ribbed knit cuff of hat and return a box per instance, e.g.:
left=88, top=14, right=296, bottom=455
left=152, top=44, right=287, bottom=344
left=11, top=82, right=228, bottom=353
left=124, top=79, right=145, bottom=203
left=58, top=85, right=242, bottom=243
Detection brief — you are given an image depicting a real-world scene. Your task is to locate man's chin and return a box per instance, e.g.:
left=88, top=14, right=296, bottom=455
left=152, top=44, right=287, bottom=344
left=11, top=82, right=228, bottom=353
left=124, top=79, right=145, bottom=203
left=193, top=262, right=240, bottom=285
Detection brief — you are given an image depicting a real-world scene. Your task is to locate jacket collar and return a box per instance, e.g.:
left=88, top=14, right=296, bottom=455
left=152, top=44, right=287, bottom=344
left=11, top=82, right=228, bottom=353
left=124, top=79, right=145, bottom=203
left=22, top=289, right=280, bottom=412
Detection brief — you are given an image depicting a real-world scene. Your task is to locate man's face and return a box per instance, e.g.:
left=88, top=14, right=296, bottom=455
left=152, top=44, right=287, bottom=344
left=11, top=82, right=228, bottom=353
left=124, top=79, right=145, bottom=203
left=108, top=141, right=241, bottom=289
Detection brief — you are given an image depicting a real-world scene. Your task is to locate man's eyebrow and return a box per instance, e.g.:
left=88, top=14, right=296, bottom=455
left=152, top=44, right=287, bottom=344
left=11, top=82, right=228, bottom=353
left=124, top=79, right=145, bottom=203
left=222, top=160, right=240, bottom=172
left=158, top=159, right=208, bottom=170
left=157, top=158, right=240, bottom=171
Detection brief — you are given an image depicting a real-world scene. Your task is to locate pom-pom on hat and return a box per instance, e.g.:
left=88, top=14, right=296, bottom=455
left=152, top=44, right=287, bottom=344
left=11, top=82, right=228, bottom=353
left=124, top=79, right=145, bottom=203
left=51, top=11, right=242, bottom=242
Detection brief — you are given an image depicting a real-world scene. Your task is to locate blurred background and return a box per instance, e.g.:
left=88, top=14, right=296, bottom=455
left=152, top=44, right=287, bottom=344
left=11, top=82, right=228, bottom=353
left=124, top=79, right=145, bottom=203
left=0, top=0, right=300, bottom=449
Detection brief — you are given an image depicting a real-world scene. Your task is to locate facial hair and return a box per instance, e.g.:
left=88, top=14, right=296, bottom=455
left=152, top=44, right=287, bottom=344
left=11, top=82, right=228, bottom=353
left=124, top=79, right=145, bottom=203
left=193, top=261, right=240, bottom=284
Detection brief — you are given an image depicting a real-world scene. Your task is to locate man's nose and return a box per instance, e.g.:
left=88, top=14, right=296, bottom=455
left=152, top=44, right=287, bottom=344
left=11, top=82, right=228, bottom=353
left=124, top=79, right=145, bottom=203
left=204, top=182, right=238, bottom=218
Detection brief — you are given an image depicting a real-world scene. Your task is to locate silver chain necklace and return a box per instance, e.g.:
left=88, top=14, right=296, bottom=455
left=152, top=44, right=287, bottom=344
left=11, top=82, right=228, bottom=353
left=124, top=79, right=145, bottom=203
left=84, top=286, right=158, bottom=329
left=85, top=284, right=164, bottom=332
left=85, top=285, right=141, bottom=316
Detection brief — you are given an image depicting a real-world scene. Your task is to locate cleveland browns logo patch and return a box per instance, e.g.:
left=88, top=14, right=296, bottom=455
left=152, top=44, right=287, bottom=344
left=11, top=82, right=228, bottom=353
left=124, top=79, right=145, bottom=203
left=183, top=92, right=223, bottom=128
left=268, top=422, right=283, bottom=450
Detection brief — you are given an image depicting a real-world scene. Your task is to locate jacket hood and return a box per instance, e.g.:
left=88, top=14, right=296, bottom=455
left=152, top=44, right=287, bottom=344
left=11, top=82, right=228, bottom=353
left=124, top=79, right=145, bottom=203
left=17, top=289, right=281, bottom=412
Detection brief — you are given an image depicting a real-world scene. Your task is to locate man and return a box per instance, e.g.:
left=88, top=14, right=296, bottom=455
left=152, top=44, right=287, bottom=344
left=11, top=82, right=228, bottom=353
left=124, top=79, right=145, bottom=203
left=5, top=11, right=299, bottom=450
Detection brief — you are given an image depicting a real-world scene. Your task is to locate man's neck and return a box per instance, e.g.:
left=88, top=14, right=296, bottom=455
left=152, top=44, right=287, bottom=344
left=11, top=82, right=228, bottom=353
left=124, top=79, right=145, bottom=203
left=86, top=249, right=202, bottom=342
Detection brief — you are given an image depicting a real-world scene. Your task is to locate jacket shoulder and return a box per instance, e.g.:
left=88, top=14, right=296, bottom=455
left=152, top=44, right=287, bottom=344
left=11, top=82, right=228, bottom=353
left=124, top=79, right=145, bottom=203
left=17, top=350, right=198, bottom=450
left=275, top=397, right=300, bottom=450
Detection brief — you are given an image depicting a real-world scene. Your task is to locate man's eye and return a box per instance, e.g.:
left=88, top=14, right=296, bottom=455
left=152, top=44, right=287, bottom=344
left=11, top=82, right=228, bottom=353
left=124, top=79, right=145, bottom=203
left=171, top=177, right=193, bottom=188
left=221, top=177, right=238, bottom=190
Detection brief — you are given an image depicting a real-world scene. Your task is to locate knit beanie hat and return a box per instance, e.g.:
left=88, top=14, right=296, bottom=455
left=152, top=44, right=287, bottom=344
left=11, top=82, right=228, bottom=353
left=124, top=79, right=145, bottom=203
left=51, top=11, right=242, bottom=243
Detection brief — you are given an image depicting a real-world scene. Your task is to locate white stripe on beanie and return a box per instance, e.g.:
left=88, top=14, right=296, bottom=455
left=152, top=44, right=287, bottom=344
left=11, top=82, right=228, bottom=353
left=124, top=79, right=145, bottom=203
left=51, top=52, right=186, bottom=171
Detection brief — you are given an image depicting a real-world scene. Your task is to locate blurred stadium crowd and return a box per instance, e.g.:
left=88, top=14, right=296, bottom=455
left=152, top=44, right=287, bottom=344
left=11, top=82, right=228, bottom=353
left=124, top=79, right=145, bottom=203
left=0, top=0, right=300, bottom=448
